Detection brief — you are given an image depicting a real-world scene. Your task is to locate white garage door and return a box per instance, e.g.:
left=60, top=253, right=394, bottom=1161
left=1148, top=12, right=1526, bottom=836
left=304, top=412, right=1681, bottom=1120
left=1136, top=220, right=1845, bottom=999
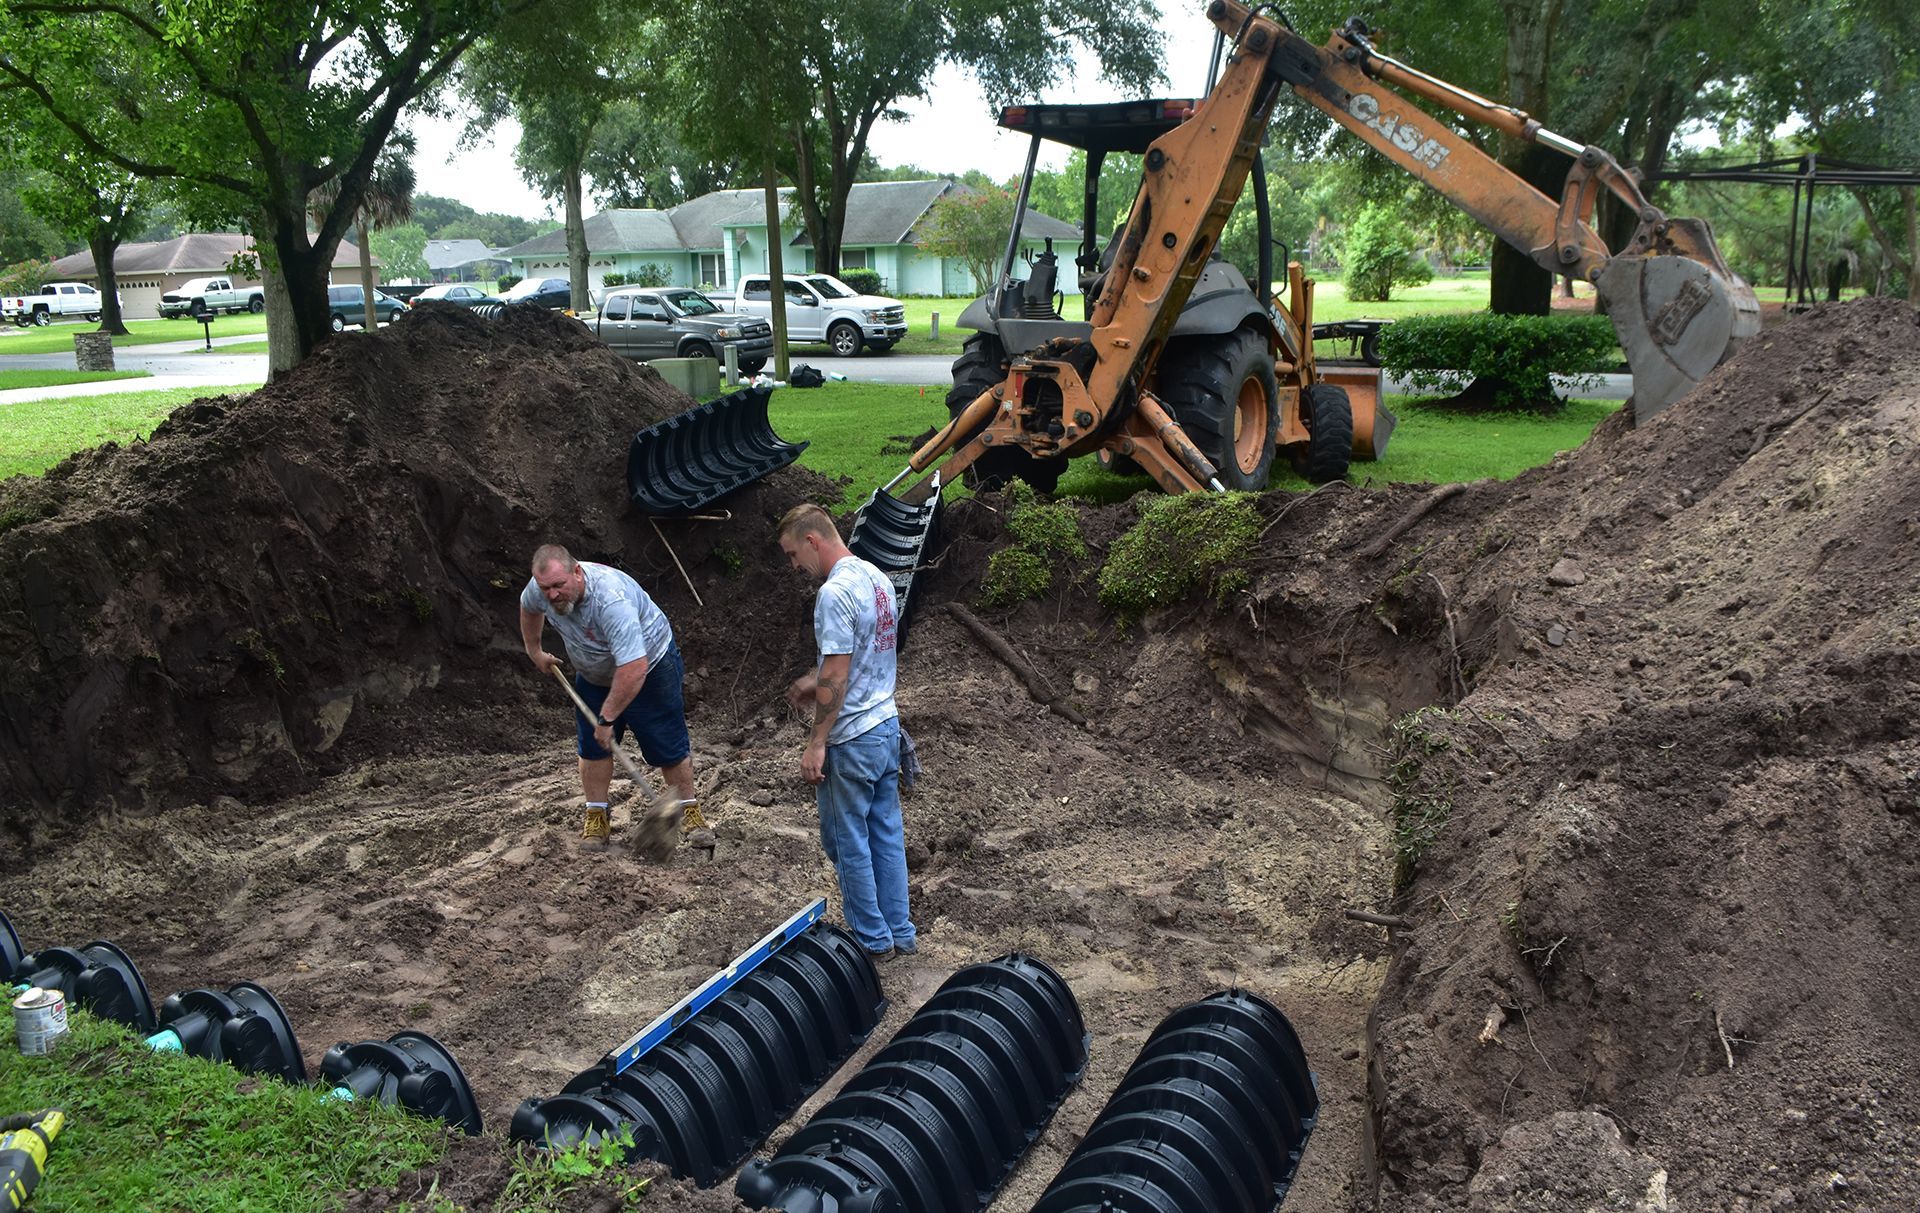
left=115, top=279, right=166, bottom=321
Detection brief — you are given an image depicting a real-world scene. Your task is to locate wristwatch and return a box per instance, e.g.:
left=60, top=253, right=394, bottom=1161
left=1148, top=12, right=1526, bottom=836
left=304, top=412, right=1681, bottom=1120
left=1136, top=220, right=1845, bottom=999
left=596, top=713, right=614, bottom=727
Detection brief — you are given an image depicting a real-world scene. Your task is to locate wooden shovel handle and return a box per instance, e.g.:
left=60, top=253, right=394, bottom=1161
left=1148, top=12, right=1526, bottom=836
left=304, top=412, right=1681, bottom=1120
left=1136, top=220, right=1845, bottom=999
left=548, top=664, right=649, bottom=786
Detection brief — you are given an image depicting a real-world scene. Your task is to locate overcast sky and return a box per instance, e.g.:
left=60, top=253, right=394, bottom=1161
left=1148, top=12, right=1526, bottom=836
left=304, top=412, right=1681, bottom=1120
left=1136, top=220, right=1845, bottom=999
left=406, top=6, right=1224, bottom=223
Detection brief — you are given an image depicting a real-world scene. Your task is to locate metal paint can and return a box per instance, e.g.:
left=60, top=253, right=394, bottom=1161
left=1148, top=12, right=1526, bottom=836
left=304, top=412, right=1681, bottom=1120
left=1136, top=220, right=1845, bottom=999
left=12, top=986, right=68, bottom=1056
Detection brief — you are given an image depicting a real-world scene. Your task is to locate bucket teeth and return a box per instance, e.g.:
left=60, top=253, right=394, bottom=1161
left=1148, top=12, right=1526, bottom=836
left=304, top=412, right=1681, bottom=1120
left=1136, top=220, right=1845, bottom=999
left=627, top=384, right=808, bottom=515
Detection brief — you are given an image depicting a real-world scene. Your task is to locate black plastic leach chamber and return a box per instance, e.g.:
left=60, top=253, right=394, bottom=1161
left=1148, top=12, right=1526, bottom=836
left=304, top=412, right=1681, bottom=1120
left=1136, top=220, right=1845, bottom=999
left=511, top=919, right=888, bottom=1186
left=1029, top=989, right=1320, bottom=1213
left=735, top=953, right=1090, bottom=1213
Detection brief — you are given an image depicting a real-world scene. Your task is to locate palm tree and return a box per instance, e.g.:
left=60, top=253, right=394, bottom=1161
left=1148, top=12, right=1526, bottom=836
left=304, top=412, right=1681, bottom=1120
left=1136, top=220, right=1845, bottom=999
left=310, top=151, right=416, bottom=331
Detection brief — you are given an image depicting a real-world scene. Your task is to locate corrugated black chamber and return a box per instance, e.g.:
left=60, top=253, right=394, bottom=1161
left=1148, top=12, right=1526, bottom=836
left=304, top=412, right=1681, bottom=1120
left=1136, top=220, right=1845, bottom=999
left=321, top=1029, right=484, bottom=1135
left=1029, top=989, right=1319, bottom=1213
left=735, top=953, right=1088, bottom=1213
left=0, top=910, right=23, bottom=981
left=847, top=483, right=942, bottom=647
left=154, top=981, right=308, bottom=1084
left=627, top=384, right=808, bottom=514
left=9, top=939, right=157, bottom=1033
left=510, top=921, right=886, bottom=1186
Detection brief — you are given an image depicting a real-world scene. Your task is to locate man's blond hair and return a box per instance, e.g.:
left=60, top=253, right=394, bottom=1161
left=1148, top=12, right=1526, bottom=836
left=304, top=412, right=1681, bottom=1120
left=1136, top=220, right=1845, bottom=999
left=776, top=503, right=839, bottom=543
left=531, top=543, right=577, bottom=574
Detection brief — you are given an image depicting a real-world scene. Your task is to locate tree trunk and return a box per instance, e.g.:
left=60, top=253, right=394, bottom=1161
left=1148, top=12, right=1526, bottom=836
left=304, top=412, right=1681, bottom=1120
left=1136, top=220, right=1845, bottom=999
left=88, top=228, right=130, bottom=336
left=564, top=165, right=589, bottom=311
left=764, top=153, right=790, bottom=382
left=1491, top=0, right=1563, bottom=316
left=1907, top=185, right=1917, bottom=302
left=261, top=211, right=340, bottom=378
left=358, top=217, right=378, bottom=330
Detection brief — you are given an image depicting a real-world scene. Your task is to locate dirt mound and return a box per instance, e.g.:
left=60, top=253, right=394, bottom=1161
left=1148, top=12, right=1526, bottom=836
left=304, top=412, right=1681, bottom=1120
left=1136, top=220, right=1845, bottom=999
left=1347, top=297, right=1920, bottom=1210
left=0, top=304, right=836, bottom=827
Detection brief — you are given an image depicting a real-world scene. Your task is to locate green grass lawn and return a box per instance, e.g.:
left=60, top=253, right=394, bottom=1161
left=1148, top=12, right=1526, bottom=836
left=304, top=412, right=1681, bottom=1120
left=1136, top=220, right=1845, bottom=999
left=0, top=383, right=254, bottom=480
left=0, top=1010, right=645, bottom=1212
left=0, top=313, right=268, bottom=356
left=0, top=369, right=150, bottom=391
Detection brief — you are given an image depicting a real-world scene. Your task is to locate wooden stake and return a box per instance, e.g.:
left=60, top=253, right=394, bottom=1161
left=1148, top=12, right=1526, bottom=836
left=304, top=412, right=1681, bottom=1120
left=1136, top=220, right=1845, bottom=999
left=650, top=517, right=704, bottom=608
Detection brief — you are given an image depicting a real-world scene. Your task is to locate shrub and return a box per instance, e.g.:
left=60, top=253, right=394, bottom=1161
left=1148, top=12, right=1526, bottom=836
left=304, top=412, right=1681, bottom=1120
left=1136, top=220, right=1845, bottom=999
left=0, top=257, right=55, bottom=296
left=497, top=274, right=523, bottom=292
left=1339, top=203, right=1432, bottom=302
left=977, top=480, right=1088, bottom=607
left=1097, top=492, right=1261, bottom=623
left=838, top=267, right=884, bottom=295
left=629, top=262, right=671, bottom=288
left=1378, top=313, right=1618, bottom=410
left=601, top=272, right=628, bottom=289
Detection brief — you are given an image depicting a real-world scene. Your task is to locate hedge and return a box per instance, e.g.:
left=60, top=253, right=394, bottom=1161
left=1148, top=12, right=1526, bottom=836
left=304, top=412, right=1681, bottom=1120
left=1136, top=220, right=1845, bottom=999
left=837, top=267, right=884, bottom=296
left=1377, top=312, right=1617, bottom=409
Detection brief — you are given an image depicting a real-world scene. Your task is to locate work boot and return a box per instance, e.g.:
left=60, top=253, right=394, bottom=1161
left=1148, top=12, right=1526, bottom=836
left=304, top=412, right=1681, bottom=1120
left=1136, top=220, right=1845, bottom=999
left=680, top=798, right=708, bottom=832
left=581, top=805, right=611, bottom=843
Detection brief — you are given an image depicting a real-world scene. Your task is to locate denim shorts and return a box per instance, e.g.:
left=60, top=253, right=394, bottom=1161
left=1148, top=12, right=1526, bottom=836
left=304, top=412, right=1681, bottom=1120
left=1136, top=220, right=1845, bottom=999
left=573, top=644, right=690, bottom=767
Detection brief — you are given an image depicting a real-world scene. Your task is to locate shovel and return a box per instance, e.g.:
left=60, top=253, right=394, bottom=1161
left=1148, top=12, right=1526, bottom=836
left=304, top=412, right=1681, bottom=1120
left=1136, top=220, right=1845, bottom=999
left=548, top=665, right=682, bottom=863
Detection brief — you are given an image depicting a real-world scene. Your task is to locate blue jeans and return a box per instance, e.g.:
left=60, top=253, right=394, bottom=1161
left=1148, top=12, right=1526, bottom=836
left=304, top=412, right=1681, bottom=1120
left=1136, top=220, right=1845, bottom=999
left=816, top=716, right=915, bottom=954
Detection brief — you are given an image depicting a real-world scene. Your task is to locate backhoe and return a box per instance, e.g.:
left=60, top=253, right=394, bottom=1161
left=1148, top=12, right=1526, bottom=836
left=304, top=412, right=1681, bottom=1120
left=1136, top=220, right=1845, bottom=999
left=879, top=0, right=1759, bottom=501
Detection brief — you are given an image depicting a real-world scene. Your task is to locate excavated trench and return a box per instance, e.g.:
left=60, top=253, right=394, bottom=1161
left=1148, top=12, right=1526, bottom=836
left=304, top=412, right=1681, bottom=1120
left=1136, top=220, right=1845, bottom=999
left=4, top=298, right=1918, bottom=1211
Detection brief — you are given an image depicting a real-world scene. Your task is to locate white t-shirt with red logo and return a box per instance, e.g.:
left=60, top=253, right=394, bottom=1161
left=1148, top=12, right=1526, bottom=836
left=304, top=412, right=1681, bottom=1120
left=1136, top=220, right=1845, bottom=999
left=814, top=555, right=899, bottom=745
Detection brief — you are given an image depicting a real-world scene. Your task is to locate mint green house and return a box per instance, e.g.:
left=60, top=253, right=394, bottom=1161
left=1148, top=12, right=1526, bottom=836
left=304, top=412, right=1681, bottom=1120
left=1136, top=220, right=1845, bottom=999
left=497, top=179, right=1077, bottom=300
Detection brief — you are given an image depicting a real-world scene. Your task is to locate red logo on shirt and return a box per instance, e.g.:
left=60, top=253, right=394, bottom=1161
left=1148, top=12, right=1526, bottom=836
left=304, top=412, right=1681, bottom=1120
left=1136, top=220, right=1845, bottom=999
left=872, top=581, right=896, bottom=653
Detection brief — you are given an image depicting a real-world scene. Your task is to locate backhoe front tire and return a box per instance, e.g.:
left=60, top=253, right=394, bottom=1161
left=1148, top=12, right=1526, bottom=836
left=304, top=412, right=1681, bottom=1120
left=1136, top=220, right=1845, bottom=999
left=1290, top=383, right=1354, bottom=483
left=946, top=332, right=1065, bottom=494
left=1155, top=327, right=1281, bottom=491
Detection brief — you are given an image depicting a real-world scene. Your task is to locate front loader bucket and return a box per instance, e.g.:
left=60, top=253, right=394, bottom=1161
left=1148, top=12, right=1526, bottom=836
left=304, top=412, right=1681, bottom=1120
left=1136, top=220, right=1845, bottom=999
left=1316, top=364, right=1396, bottom=461
left=848, top=477, right=943, bottom=648
left=1598, top=247, right=1761, bottom=423
left=627, top=384, right=808, bottom=515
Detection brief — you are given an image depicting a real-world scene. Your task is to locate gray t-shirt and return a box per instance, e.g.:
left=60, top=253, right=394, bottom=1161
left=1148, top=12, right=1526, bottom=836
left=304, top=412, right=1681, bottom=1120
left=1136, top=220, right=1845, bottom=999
left=521, top=562, right=673, bottom=686
left=814, top=555, right=899, bottom=746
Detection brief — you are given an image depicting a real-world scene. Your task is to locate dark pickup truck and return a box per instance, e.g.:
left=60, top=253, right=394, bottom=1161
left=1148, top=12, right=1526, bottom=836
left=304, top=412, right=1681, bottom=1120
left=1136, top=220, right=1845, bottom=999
left=591, top=287, right=774, bottom=372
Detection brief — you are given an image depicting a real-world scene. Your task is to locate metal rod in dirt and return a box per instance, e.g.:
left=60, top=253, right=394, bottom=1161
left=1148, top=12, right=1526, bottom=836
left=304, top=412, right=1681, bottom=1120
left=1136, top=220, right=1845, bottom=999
left=603, top=898, right=828, bottom=1076
left=650, top=517, right=704, bottom=608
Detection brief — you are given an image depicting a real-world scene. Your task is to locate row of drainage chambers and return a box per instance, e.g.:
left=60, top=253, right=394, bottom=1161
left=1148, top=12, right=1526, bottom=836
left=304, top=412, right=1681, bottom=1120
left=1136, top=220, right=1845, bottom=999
left=8, top=907, right=1319, bottom=1210
left=2, top=909, right=481, bottom=1134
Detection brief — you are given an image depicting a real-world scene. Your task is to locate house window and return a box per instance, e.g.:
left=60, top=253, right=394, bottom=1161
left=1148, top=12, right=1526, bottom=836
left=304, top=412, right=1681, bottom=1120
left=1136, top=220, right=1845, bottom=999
left=841, top=249, right=870, bottom=270
left=697, top=253, right=726, bottom=288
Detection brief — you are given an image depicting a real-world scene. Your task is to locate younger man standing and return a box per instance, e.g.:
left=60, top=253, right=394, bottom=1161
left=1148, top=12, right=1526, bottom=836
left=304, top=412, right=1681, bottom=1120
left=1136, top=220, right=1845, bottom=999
left=776, top=504, right=916, bottom=959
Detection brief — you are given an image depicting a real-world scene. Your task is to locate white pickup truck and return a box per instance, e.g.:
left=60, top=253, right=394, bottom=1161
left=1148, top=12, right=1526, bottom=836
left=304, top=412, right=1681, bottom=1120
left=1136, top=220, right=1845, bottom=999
left=159, top=276, right=266, bottom=318
left=728, top=273, right=906, bottom=356
left=3, top=282, right=105, bottom=327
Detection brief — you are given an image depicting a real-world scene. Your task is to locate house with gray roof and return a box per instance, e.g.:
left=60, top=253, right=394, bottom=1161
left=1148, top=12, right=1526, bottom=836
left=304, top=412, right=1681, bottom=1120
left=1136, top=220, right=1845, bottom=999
left=497, top=179, right=1079, bottom=299
left=423, top=238, right=507, bottom=283
left=49, top=232, right=376, bottom=320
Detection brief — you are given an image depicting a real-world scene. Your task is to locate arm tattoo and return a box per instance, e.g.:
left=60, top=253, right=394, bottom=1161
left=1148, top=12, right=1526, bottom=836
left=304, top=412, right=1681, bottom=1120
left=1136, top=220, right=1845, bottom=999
left=814, top=677, right=847, bottom=729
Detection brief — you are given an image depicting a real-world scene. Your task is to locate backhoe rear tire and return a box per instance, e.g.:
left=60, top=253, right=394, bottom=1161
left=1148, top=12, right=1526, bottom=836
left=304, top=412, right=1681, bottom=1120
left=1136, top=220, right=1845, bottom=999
left=1155, top=327, right=1281, bottom=491
left=1290, top=383, right=1354, bottom=483
left=946, top=333, right=1066, bottom=493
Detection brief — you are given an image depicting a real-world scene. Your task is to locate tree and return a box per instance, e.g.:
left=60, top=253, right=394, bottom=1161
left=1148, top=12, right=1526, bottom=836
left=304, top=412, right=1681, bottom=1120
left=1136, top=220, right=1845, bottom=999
left=0, top=0, right=529, bottom=374
left=20, top=166, right=155, bottom=335
left=313, top=150, right=416, bottom=329
left=1338, top=202, right=1433, bottom=301
left=0, top=167, right=67, bottom=264
left=668, top=0, right=1161, bottom=279
left=461, top=0, right=649, bottom=311
left=370, top=223, right=431, bottom=282
left=915, top=187, right=1018, bottom=292
left=584, top=101, right=735, bottom=209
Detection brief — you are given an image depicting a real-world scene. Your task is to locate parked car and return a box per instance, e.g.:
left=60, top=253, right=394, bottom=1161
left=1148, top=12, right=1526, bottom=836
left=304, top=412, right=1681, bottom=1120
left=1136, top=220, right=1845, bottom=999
left=3, top=282, right=107, bottom=326
left=501, top=277, right=574, bottom=311
left=590, top=287, right=774, bottom=372
left=158, top=276, right=265, bottom=318
left=727, top=273, right=906, bottom=356
left=409, top=283, right=495, bottom=309
left=326, top=284, right=408, bottom=331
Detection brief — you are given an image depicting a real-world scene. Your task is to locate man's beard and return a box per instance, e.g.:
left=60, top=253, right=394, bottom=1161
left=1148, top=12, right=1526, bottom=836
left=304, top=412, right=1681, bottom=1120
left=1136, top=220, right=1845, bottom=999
left=554, top=597, right=575, bottom=616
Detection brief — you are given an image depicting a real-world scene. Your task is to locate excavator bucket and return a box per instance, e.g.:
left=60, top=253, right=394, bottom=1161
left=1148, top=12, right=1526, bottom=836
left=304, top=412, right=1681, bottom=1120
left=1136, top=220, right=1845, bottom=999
left=1597, top=242, right=1762, bottom=424
left=626, top=384, right=808, bottom=515
left=1315, top=363, right=1396, bottom=461
left=848, top=476, right=943, bottom=649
